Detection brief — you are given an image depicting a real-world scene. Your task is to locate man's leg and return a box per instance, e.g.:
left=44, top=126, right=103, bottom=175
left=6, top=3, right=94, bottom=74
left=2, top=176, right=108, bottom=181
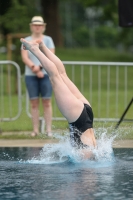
left=42, top=99, right=52, bottom=136
left=30, top=99, right=39, bottom=136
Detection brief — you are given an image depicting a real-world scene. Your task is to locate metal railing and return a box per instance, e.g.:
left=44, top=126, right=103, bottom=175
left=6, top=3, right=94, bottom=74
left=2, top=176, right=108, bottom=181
left=0, top=59, right=132, bottom=134
left=26, top=61, right=133, bottom=122
left=0, top=61, right=21, bottom=121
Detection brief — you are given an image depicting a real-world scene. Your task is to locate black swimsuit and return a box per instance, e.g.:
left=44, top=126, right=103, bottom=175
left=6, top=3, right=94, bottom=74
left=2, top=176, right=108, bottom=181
left=69, top=104, right=94, bottom=149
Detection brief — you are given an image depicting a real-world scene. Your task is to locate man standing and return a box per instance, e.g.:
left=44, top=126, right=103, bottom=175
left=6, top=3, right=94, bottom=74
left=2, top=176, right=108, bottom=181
left=21, top=16, right=55, bottom=137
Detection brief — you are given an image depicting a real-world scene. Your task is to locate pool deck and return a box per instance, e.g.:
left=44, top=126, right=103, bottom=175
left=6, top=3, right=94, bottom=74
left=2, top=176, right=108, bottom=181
left=0, top=130, right=133, bottom=148
left=0, top=139, right=132, bottom=148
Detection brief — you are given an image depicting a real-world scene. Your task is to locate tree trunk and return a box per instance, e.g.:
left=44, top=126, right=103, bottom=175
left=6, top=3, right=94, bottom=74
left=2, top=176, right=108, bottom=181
left=41, top=0, right=63, bottom=47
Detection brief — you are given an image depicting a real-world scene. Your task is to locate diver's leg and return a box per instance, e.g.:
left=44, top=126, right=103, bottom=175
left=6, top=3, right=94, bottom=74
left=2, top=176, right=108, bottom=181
left=38, top=41, right=90, bottom=106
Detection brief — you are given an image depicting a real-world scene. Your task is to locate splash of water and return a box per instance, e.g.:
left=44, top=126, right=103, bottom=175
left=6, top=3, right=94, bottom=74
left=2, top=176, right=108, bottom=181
left=23, top=127, right=116, bottom=165
left=93, top=127, right=117, bottom=161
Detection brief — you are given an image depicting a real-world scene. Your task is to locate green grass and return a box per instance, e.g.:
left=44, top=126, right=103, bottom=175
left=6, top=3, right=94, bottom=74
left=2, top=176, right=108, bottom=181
left=0, top=93, right=132, bottom=139
left=94, top=121, right=133, bottom=139
left=0, top=47, right=133, bottom=139
left=0, top=53, right=6, bottom=60
left=56, top=47, right=133, bottom=62
left=0, top=122, right=133, bottom=140
left=0, top=132, right=58, bottom=140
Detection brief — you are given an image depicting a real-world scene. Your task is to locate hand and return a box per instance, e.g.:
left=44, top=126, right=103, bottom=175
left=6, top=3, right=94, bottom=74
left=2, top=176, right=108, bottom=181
left=36, top=71, right=44, bottom=78
left=32, top=65, right=40, bottom=73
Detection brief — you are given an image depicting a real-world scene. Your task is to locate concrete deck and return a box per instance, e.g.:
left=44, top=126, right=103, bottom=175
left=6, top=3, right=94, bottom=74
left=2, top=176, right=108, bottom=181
left=0, top=139, right=132, bottom=148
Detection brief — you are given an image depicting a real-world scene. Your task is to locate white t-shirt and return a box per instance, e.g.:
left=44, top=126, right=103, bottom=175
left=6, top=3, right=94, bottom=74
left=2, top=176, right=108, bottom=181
left=22, top=35, right=55, bottom=76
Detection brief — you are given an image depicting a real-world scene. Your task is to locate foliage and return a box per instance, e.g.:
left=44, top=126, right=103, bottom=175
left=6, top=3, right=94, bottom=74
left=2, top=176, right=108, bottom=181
left=0, top=0, right=39, bottom=34
left=59, top=0, right=86, bottom=47
left=0, top=0, right=133, bottom=49
left=73, top=26, right=90, bottom=47
left=118, top=28, right=133, bottom=48
left=0, top=0, right=41, bottom=72
left=95, top=25, right=118, bottom=48
left=76, top=0, right=133, bottom=49
left=78, top=0, right=118, bottom=23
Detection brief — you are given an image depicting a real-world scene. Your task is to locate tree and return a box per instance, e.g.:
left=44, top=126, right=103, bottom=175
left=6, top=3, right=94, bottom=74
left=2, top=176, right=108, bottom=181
left=0, top=0, right=38, bottom=34
left=41, top=0, right=63, bottom=46
left=78, top=0, right=118, bottom=25
left=0, top=0, right=12, bottom=34
left=0, top=0, right=63, bottom=46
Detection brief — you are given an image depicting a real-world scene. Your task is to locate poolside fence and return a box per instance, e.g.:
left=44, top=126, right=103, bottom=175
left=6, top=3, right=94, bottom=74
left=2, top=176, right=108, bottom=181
left=0, top=61, right=132, bottom=128
left=0, top=61, right=21, bottom=122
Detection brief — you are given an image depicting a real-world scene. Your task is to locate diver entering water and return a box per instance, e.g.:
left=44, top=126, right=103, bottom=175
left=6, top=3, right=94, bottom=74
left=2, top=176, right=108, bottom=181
left=20, top=38, right=96, bottom=158
left=69, top=103, right=94, bottom=149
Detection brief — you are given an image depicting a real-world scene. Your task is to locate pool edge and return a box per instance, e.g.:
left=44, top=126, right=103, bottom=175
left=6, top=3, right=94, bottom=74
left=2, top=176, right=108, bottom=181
left=0, top=139, right=132, bottom=148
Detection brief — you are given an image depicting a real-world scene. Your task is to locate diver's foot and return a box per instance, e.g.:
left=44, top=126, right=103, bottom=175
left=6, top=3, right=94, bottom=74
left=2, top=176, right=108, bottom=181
left=20, top=38, right=39, bottom=52
left=36, top=39, right=45, bottom=52
left=36, top=39, right=43, bottom=48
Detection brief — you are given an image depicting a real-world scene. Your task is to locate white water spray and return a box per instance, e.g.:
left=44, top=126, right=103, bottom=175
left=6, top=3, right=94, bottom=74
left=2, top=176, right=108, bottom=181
left=24, top=127, right=117, bottom=164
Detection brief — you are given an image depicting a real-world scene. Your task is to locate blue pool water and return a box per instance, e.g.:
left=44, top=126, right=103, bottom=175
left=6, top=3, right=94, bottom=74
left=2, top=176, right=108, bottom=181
left=0, top=132, right=133, bottom=200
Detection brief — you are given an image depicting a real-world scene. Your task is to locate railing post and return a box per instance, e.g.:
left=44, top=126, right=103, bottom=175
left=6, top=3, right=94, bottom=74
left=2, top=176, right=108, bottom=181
left=39, top=118, right=45, bottom=134
left=0, top=61, right=22, bottom=121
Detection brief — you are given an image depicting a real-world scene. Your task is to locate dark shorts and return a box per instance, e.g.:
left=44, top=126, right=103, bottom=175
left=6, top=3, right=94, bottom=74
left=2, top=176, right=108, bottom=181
left=25, top=75, right=52, bottom=99
left=69, top=104, right=94, bottom=149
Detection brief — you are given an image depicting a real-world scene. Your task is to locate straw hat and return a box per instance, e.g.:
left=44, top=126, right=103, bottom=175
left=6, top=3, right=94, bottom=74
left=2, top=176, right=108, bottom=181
left=30, top=16, right=46, bottom=25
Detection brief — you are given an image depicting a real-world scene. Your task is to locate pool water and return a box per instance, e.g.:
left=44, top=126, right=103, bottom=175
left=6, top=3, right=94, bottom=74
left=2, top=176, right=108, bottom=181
left=0, top=133, right=133, bottom=200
